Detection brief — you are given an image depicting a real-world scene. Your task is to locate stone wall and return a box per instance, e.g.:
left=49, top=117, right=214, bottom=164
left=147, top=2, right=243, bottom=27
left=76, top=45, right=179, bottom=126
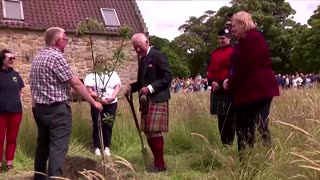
left=0, top=29, right=138, bottom=106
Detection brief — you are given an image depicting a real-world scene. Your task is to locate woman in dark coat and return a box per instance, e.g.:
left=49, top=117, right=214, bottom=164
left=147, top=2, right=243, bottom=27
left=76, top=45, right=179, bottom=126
left=223, top=11, right=280, bottom=152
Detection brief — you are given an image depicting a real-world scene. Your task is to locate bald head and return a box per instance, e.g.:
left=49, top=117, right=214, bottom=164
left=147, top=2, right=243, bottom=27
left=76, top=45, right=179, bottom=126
left=131, top=33, right=149, bottom=57
left=131, top=33, right=148, bottom=43
left=44, top=27, right=65, bottom=46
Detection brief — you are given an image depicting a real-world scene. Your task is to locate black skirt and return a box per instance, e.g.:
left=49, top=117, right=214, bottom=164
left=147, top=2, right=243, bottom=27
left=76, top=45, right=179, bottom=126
left=210, top=92, right=231, bottom=115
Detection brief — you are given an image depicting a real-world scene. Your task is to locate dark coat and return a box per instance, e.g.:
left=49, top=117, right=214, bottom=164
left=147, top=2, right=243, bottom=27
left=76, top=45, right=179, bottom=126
left=130, top=47, right=172, bottom=103
left=228, top=28, right=279, bottom=106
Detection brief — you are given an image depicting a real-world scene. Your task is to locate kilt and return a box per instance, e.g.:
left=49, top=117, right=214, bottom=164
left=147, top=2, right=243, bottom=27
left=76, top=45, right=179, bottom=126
left=210, top=92, right=231, bottom=115
left=140, top=101, right=169, bottom=132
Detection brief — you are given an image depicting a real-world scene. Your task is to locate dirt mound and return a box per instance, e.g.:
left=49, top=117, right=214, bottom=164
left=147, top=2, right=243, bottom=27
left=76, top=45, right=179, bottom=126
left=7, top=156, right=129, bottom=180
left=63, top=156, right=108, bottom=179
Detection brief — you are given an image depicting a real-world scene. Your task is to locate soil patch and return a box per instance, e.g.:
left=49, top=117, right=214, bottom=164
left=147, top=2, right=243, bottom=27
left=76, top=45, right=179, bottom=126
left=6, top=156, right=132, bottom=180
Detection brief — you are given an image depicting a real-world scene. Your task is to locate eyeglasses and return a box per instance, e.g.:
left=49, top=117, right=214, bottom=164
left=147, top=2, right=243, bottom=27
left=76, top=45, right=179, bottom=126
left=58, top=38, right=69, bottom=42
left=9, top=57, right=15, bottom=61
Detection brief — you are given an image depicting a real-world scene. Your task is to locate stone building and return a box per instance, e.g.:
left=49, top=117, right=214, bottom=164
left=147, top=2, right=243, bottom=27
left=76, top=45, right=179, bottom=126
left=0, top=0, right=148, bottom=106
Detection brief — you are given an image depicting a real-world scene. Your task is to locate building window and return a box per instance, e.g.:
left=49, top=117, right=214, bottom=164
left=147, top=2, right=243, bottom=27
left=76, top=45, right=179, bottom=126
left=100, top=8, right=120, bottom=27
left=2, top=0, right=24, bottom=20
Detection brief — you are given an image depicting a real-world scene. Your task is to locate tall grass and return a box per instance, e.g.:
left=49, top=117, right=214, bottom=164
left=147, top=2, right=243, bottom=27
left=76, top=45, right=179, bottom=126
left=1, top=87, right=320, bottom=179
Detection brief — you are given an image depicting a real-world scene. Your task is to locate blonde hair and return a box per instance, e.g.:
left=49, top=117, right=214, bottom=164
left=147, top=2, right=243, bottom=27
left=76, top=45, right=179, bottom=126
left=44, top=27, right=65, bottom=46
left=232, top=11, right=256, bottom=34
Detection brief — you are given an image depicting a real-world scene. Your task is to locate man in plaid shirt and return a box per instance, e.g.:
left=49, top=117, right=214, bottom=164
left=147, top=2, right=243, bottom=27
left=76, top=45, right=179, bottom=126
left=30, top=27, right=102, bottom=180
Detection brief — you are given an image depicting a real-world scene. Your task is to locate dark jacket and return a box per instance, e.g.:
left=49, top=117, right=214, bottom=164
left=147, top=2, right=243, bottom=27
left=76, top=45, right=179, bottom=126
left=130, top=47, right=172, bottom=103
left=0, top=68, right=24, bottom=113
left=228, top=28, right=279, bottom=106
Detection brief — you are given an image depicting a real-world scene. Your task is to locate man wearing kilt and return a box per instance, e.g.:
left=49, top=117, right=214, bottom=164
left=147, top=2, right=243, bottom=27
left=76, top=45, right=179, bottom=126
left=207, top=28, right=235, bottom=145
left=126, top=33, right=172, bottom=172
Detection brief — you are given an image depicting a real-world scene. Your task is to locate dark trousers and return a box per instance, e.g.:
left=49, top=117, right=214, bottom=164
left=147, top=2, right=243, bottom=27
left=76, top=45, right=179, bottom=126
left=235, top=98, right=272, bottom=152
left=217, top=104, right=235, bottom=145
left=91, top=103, right=117, bottom=149
left=33, top=103, right=72, bottom=180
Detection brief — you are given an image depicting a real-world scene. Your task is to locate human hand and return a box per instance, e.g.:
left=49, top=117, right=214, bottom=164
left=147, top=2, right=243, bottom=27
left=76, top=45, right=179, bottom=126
left=93, top=101, right=103, bottom=111
left=223, top=79, right=229, bottom=90
left=125, top=85, right=131, bottom=95
left=99, top=98, right=108, bottom=105
left=91, top=92, right=98, bottom=98
left=139, top=87, right=149, bottom=95
left=211, top=81, right=220, bottom=92
left=105, top=97, right=115, bottom=104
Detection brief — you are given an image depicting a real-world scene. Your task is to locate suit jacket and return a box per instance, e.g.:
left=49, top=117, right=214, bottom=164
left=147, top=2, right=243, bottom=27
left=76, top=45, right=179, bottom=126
left=130, top=47, right=172, bottom=103
left=228, top=28, right=279, bottom=106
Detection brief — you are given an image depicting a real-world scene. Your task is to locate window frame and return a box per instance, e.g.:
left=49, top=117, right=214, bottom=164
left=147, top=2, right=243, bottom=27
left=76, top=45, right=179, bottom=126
left=2, top=0, right=24, bottom=21
left=100, top=8, right=121, bottom=27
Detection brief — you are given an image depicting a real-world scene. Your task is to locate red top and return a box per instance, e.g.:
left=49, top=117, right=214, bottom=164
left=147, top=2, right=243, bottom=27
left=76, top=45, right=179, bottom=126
left=207, top=45, right=234, bottom=88
left=228, top=28, right=280, bottom=106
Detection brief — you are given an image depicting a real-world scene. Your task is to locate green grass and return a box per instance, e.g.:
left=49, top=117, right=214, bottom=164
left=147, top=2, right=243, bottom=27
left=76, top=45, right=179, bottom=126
left=1, top=88, right=320, bottom=179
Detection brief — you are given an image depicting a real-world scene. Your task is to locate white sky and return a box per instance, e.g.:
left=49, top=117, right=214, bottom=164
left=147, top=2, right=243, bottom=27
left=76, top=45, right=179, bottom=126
left=136, top=0, right=320, bottom=40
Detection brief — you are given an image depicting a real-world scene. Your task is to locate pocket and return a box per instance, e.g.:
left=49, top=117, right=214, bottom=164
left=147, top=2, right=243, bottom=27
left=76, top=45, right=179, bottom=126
left=52, top=104, right=72, bottom=129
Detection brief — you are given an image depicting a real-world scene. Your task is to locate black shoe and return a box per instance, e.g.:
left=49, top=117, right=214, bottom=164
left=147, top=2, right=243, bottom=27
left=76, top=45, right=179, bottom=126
left=7, top=165, right=13, bottom=171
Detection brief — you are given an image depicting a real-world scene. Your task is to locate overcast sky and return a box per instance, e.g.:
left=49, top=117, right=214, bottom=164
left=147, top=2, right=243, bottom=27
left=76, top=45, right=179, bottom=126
left=136, top=0, right=320, bottom=40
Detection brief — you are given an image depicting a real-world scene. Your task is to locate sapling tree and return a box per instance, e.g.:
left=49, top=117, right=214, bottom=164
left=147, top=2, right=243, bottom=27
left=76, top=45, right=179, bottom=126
left=76, top=17, right=132, bottom=176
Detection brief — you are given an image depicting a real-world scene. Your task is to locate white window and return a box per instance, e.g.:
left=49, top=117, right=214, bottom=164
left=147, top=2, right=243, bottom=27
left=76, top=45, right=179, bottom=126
left=2, top=0, right=24, bottom=20
left=100, top=8, right=120, bottom=27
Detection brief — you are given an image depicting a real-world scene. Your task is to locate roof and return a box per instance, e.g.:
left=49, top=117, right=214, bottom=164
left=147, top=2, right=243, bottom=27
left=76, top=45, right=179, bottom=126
left=0, top=0, right=148, bottom=35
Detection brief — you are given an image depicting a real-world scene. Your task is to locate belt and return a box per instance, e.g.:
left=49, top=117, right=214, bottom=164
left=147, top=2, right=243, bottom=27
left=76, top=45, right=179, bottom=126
left=35, top=102, right=65, bottom=107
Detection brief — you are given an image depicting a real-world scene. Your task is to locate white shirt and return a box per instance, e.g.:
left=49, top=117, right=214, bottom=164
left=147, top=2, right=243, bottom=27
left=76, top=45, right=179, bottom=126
left=296, top=77, right=303, bottom=86
left=84, top=71, right=121, bottom=104
left=306, top=78, right=311, bottom=83
left=292, top=79, right=297, bottom=87
left=145, top=47, right=155, bottom=93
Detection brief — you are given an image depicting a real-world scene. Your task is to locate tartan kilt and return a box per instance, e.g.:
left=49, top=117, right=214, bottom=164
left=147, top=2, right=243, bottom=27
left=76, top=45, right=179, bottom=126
left=140, top=101, right=169, bottom=132
left=210, top=92, right=231, bottom=115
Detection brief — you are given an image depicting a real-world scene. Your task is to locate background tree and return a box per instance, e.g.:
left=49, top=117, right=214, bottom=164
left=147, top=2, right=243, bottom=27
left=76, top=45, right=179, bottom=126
left=171, top=0, right=320, bottom=75
left=146, top=1, right=320, bottom=76
left=172, top=10, right=222, bottom=77
left=149, top=35, right=190, bottom=78
left=291, top=6, right=320, bottom=73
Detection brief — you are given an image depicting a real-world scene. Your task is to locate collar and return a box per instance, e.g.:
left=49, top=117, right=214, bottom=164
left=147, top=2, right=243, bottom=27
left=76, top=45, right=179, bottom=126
left=139, top=47, right=152, bottom=61
left=213, top=44, right=231, bottom=52
left=146, top=46, right=151, bottom=56
left=46, top=46, right=63, bottom=54
left=0, top=67, right=13, bottom=72
left=220, top=44, right=231, bottom=49
left=239, top=28, right=257, bottom=41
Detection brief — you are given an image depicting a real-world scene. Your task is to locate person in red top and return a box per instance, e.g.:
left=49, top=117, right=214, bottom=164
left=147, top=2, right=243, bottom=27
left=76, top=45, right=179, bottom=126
left=207, top=28, right=235, bottom=145
left=223, top=11, right=280, bottom=153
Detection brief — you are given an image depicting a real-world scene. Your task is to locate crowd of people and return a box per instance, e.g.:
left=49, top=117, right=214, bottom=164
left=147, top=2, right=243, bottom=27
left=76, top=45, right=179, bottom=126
left=276, top=73, right=320, bottom=89
left=170, top=73, right=320, bottom=93
left=170, top=75, right=209, bottom=93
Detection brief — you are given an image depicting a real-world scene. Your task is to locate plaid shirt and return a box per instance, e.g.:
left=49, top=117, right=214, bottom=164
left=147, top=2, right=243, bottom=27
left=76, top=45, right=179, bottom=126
left=30, top=47, right=74, bottom=104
